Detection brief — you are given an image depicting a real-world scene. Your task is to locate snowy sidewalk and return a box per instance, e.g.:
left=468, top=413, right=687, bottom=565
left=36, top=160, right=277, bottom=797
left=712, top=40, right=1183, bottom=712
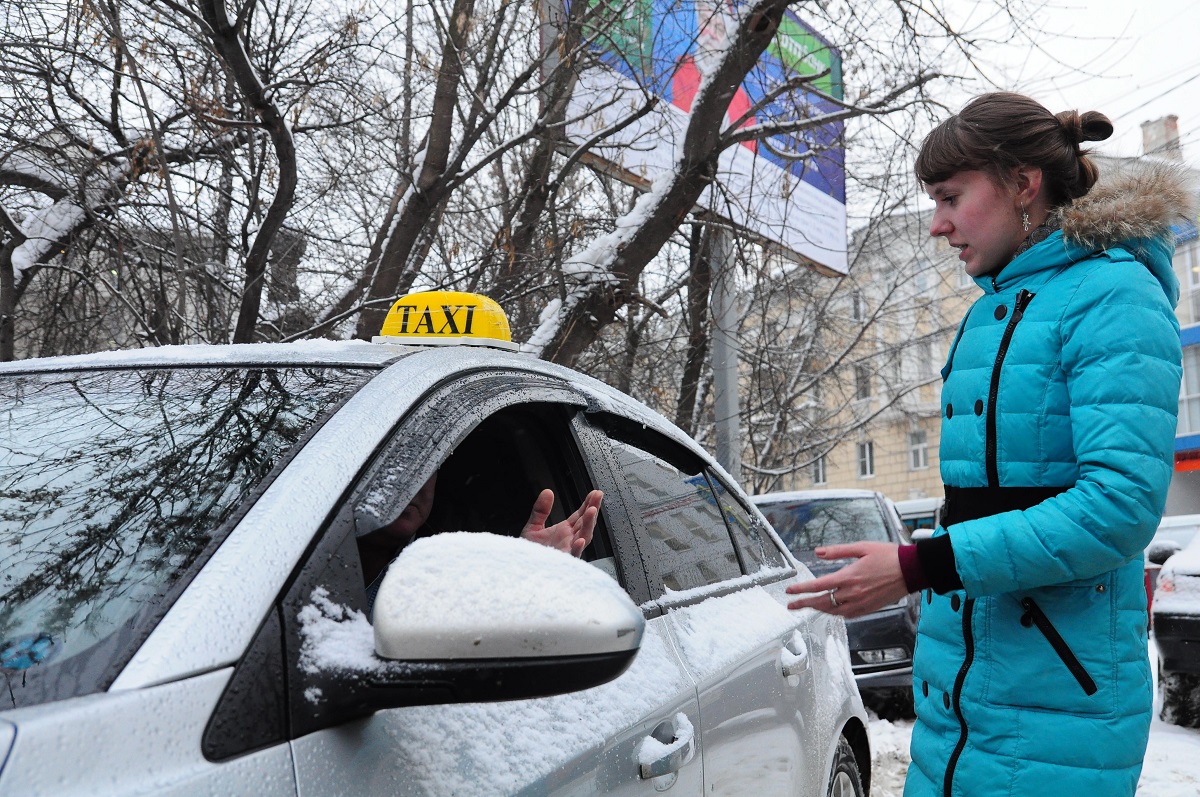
left=865, top=644, right=1200, bottom=795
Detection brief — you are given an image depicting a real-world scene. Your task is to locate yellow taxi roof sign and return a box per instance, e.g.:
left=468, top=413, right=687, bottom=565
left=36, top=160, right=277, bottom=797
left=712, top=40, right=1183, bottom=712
left=373, top=291, right=517, bottom=351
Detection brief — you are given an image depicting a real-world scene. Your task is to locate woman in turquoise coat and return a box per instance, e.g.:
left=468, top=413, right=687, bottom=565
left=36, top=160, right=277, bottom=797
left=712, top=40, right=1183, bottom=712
left=786, top=92, right=1194, bottom=795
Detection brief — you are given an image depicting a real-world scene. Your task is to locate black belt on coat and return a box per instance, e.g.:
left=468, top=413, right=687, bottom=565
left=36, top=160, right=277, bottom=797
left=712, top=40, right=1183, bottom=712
left=942, top=484, right=1071, bottom=527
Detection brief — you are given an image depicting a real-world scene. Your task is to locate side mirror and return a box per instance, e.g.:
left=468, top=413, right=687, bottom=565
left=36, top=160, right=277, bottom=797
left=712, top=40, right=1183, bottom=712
left=1147, top=539, right=1182, bottom=566
left=297, top=533, right=644, bottom=727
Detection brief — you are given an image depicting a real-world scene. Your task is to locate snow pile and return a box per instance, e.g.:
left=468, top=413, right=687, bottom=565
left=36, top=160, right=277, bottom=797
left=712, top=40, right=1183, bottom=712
left=866, top=715, right=913, bottom=797
left=297, top=587, right=379, bottom=676
left=373, top=531, right=638, bottom=659
left=636, top=712, right=694, bottom=768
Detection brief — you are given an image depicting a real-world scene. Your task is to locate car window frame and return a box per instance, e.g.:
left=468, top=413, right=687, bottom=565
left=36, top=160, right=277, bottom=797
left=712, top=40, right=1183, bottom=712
left=576, top=410, right=762, bottom=608
left=258, top=369, right=650, bottom=740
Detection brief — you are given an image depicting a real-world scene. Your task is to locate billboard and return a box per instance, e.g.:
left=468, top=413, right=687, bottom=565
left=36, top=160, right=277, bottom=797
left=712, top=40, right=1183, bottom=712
left=563, top=0, right=847, bottom=273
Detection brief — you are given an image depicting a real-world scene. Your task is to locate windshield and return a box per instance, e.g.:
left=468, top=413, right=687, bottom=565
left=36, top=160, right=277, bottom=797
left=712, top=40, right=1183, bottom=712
left=0, top=366, right=371, bottom=708
left=756, top=496, right=892, bottom=554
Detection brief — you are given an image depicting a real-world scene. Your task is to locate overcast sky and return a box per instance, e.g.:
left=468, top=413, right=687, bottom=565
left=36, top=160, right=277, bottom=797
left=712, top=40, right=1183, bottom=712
left=967, top=0, right=1200, bottom=164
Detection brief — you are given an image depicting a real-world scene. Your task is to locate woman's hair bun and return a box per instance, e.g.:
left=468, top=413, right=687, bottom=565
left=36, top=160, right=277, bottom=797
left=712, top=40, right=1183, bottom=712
left=1056, top=109, right=1113, bottom=145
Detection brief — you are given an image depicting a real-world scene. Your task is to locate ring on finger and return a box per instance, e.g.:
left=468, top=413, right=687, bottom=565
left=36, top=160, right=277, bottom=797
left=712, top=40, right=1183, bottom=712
left=828, top=587, right=839, bottom=608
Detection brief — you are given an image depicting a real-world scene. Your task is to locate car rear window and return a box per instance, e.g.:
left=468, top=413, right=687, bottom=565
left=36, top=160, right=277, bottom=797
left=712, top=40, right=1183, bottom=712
left=756, top=496, right=892, bottom=552
left=0, top=366, right=371, bottom=708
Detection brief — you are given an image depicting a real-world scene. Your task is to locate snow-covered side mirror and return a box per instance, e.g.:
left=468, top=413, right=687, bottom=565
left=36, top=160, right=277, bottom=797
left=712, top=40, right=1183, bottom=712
left=297, top=532, right=644, bottom=727
left=374, top=532, right=643, bottom=662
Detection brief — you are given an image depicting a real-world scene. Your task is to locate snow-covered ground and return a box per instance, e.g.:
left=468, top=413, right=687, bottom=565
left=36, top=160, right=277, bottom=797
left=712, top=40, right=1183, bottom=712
left=866, top=643, right=1200, bottom=795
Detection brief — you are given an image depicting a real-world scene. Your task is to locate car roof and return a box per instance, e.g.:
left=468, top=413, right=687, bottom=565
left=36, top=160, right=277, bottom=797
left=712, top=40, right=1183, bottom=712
left=750, top=488, right=881, bottom=503
left=0, top=339, right=718, bottom=472
left=0, top=340, right=416, bottom=373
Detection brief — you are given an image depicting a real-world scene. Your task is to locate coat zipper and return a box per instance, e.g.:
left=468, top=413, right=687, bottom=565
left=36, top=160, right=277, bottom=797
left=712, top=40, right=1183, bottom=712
left=1020, top=597, right=1098, bottom=695
left=945, top=289, right=1034, bottom=796
left=943, top=597, right=975, bottom=797
left=986, top=289, right=1035, bottom=487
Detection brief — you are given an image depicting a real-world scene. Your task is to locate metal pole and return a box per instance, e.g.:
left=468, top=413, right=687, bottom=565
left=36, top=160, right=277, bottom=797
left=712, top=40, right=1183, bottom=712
left=711, top=227, right=741, bottom=482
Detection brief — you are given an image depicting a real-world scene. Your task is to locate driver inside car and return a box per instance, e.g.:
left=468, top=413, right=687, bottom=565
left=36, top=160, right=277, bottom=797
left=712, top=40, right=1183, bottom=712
left=358, top=471, right=604, bottom=608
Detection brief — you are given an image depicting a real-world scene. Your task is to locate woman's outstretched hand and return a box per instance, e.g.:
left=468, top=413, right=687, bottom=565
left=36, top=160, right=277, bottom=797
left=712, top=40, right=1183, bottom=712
left=785, top=541, right=911, bottom=617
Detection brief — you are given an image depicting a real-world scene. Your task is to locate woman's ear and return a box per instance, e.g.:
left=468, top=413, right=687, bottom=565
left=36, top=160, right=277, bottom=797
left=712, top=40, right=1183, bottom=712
left=1013, top=166, right=1045, bottom=206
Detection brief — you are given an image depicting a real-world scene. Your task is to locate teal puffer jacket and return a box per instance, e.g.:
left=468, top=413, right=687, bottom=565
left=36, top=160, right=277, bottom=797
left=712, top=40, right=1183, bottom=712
left=906, top=162, right=1189, bottom=797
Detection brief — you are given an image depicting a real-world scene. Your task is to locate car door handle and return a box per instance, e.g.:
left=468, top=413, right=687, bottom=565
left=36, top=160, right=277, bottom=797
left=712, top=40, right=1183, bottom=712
left=638, top=713, right=696, bottom=779
left=781, top=630, right=810, bottom=677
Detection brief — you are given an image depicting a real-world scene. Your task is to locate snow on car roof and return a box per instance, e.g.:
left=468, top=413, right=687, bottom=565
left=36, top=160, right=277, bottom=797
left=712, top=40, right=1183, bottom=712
left=749, top=488, right=881, bottom=503
left=0, top=339, right=415, bottom=373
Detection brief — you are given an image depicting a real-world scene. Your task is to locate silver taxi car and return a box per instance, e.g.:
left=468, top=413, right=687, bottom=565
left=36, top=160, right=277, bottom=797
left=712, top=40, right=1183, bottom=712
left=0, top=292, right=870, bottom=796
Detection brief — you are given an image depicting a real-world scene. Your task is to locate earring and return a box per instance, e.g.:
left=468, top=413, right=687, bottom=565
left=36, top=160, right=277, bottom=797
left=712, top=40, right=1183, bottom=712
left=1021, top=205, right=1031, bottom=233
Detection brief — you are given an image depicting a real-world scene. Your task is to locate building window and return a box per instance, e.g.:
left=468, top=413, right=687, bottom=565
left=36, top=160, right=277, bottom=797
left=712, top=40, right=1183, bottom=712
left=855, top=364, right=871, bottom=400
left=857, top=441, right=875, bottom=479
left=1181, top=347, right=1200, bottom=436
left=1181, top=242, right=1200, bottom=324
left=812, top=455, right=827, bottom=485
left=909, top=430, right=929, bottom=470
left=850, top=290, right=865, bottom=321
left=957, top=268, right=974, bottom=289
left=915, top=340, right=934, bottom=379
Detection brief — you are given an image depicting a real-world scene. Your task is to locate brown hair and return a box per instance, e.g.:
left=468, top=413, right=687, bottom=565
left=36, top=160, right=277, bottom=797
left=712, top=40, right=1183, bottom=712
left=915, top=92, right=1113, bottom=207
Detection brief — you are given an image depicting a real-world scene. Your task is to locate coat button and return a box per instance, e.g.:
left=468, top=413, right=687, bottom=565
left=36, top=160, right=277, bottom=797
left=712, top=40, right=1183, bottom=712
left=995, top=305, right=1008, bottom=320
left=951, top=594, right=961, bottom=611
left=922, top=681, right=929, bottom=697
left=974, top=400, right=983, bottom=416
left=943, top=693, right=951, bottom=709
left=1096, top=584, right=1107, bottom=593
left=946, top=403, right=954, bottom=419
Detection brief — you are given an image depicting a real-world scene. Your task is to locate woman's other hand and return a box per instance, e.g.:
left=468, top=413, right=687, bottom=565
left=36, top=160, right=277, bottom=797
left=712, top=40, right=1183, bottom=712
left=785, top=541, right=910, bottom=617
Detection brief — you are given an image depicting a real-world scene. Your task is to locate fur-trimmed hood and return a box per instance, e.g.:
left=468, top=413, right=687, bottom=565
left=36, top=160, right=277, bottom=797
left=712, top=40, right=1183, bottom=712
left=1061, top=158, right=1198, bottom=248
left=993, top=158, right=1198, bottom=306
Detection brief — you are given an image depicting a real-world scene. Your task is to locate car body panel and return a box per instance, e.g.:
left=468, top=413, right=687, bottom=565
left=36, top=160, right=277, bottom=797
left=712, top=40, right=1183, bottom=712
left=291, top=620, right=702, bottom=796
left=0, top=341, right=870, bottom=795
left=0, top=670, right=296, bottom=796
left=750, top=489, right=919, bottom=694
left=662, top=579, right=856, bottom=797
left=1153, top=531, right=1200, bottom=674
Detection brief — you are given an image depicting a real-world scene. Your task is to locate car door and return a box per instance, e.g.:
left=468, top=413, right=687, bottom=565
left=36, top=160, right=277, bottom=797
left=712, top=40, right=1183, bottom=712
left=282, top=369, right=702, bottom=796
left=576, top=412, right=834, bottom=797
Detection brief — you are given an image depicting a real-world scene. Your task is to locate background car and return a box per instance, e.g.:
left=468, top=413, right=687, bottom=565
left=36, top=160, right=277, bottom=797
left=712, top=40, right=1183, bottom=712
left=751, top=488, right=920, bottom=719
left=1144, top=514, right=1200, bottom=627
left=1152, top=528, right=1200, bottom=727
left=893, top=496, right=943, bottom=538
left=0, top=292, right=871, bottom=796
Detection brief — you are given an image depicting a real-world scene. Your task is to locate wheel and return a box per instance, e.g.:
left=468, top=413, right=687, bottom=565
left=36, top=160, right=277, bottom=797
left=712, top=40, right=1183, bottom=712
left=828, top=736, right=865, bottom=797
left=1160, top=670, right=1200, bottom=728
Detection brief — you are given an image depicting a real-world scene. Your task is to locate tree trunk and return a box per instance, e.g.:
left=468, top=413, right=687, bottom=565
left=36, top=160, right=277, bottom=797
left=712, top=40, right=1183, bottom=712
left=675, top=222, right=712, bottom=435
left=197, top=0, right=298, bottom=344
left=353, top=0, right=477, bottom=339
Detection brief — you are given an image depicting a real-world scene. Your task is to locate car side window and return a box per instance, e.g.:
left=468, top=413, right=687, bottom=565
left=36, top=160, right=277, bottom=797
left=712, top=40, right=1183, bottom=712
left=606, top=437, right=741, bottom=593
left=708, top=473, right=788, bottom=572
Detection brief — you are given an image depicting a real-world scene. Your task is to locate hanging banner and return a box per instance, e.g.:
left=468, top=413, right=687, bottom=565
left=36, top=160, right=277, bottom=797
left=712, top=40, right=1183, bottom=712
left=561, top=0, right=848, bottom=273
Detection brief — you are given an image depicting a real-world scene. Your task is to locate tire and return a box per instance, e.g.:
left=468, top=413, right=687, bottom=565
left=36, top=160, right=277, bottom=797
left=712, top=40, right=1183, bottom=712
left=828, top=736, right=865, bottom=797
left=1160, top=670, right=1200, bottom=728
